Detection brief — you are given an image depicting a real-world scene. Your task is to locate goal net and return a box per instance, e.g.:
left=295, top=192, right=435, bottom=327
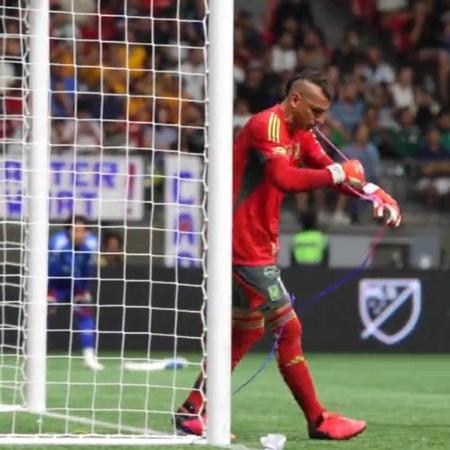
left=0, top=0, right=232, bottom=445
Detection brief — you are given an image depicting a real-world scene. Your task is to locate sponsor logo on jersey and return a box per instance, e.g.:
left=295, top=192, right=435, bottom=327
left=268, top=283, right=283, bottom=302
left=263, top=266, right=280, bottom=280
left=272, top=146, right=287, bottom=155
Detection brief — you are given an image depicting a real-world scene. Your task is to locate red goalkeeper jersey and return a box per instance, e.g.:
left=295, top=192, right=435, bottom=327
left=233, top=104, right=335, bottom=266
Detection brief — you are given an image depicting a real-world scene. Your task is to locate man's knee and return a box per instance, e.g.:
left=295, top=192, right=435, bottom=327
left=267, top=306, right=304, bottom=366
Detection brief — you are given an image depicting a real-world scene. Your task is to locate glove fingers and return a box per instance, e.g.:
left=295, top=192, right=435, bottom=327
left=373, top=203, right=384, bottom=218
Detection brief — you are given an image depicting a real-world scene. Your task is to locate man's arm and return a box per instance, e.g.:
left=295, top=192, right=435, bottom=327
left=301, top=130, right=401, bottom=227
left=251, top=117, right=365, bottom=192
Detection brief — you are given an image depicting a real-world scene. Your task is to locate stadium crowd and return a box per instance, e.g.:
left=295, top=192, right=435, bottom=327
left=1, top=0, right=450, bottom=221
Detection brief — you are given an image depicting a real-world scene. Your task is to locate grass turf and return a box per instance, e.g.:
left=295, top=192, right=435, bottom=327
left=0, top=353, right=448, bottom=449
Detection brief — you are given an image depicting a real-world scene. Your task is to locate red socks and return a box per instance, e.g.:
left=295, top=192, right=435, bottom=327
left=268, top=305, right=324, bottom=424
left=182, top=314, right=265, bottom=414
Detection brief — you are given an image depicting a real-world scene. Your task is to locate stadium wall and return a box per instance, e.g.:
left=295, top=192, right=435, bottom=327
left=3, top=267, right=448, bottom=353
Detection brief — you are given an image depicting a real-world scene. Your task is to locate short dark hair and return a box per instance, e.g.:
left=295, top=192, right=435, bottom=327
left=285, top=69, right=334, bottom=100
left=102, top=230, right=123, bottom=247
left=64, top=215, right=89, bottom=230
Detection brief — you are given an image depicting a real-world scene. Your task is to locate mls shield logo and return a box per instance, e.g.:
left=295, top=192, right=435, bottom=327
left=359, top=279, right=421, bottom=345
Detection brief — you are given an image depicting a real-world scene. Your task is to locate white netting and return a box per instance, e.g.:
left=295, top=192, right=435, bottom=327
left=0, top=0, right=209, bottom=444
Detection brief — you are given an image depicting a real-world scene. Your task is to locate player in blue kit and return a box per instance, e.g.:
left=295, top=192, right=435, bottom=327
left=48, top=215, right=103, bottom=370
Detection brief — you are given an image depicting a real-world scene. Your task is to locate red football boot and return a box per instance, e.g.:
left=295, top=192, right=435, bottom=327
left=174, top=404, right=236, bottom=439
left=174, top=404, right=205, bottom=436
left=308, top=411, right=366, bottom=440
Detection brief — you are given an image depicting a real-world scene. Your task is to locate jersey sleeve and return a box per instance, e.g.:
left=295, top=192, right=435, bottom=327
left=249, top=113, right=291, bottom=162
left=300, top=131, right=334, bottom=168
left=300, top=131, right=364, bottom=198
left=249, top=114, right=333, bottom=192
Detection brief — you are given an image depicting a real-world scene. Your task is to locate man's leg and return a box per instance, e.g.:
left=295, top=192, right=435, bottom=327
left=265, top=304, right=324, bottom=424
left=265, top=304, right=366, bottom=440
left=177, top=307, right=265, bottom=432
left=176, top=267, right=268, bottom=434
left=74, top=293, right=103, bottom=371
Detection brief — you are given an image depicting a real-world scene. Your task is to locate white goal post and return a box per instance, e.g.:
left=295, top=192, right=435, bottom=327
left=0, top=0, right=232, bottom=446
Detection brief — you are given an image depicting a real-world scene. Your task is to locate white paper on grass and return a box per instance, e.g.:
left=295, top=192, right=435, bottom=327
left=260, top=433, right=287, bottom=450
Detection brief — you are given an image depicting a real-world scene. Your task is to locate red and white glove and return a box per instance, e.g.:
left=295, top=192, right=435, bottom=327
left=363, top=183, right=401, bottom=227
left=74, top=291, right=92, bottom=304
left=327, top=160, right=365, bottom=187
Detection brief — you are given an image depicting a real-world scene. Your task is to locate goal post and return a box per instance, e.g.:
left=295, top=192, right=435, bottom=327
left=206, top=0, right=233, bottom=445
left=26, top=0, right=50, bottom=414
left=0, top=0, right=233, bottom=446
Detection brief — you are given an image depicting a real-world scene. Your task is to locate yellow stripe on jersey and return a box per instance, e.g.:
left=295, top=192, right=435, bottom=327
left=274, top=114, right=280, bottom=142
left=268, top=113, right=275, bottom=142
left=267, top=112, right=281, bottom=143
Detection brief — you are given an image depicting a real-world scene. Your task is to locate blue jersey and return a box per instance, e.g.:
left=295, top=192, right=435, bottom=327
left=48, top=230, right=98, bottom=293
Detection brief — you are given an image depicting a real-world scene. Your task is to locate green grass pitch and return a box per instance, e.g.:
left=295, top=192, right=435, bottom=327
left=0, top=352, right=449, bottom=449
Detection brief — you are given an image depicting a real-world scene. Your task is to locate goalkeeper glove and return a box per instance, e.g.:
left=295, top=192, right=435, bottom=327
left=327, top=160, right=365, bottom=187
left=74, top=291, right=92, bottom=304
left=362, top=183, right=401, bottom=227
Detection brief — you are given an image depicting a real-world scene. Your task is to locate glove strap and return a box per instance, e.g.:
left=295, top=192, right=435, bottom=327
left=326, top=163, right=345, bottom=184
left=362, top=182, right=379, bottom=195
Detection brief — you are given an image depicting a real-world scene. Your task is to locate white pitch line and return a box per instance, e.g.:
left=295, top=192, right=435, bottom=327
left=42, top=410, right=164, bottom=435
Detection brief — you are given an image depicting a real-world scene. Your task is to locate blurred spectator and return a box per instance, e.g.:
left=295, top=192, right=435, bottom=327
left=376, top=0, right=410, bottom=54
left=297, top=27, right=330, bottom=71
left=233, top=98, right=251, bottom=131
left=155, top=73, right=188, bottom=124
left=414, top=86, right=439, bottom=132
left=388, top=107, right=421, bottom=159
left=100, top=230, right=123, bottom=268
left=332, top=27, right=365, bottom=74
left=237, top=65, right=273, bottom=113
left=405, top=1, right=450, bottom=102
left=57, top=111, right=101, bottom=152
left=0, top=61, right=16, bottom=93
left=50, top=65, right=75, bottom=118
left=235, top=9, right=262, bottom=54
left=415, top=126, right=450, bottom=208
left=390, top=66, right=415, bottom=109
left=438, top=109, right=450, bottom=152
left=362, top=46, right=395, bottom=85
left=363, top=105, right=388, bottom=153
left=181, top=103, right=205, bottom=154
left=330, top=80, right=366, bottom=136
left=145, top=107, right=178, bottom=151
left=291, top=210, right=328, bottom=266
left=181, top=48, right=206, bottom=101
left=370, top=83, right=398, bottom=130
left=271, top=32, right=297, bottom=74
left=270, top=0, right=315, bottom=40
left=332, top=124, right=380, bottom=224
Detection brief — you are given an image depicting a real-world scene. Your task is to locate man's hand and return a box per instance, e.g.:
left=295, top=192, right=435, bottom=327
left=363, top=183, right=402, bottom=227
left=327, top=160, right=365, bottom=187
left=74, top=291, right=92, bottom=305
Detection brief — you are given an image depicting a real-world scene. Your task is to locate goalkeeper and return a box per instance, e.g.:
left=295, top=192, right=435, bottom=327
left=48, top=215, right=103, bottom=371
left=176, top=69, right=401, bottom=440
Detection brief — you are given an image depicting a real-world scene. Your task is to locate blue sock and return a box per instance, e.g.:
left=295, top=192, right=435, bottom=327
left=76, top=312, right=95, bottom=350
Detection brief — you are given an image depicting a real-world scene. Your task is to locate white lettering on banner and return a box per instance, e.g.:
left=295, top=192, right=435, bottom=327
left=359, top=279, right=421, bottom=345
left=0, top=156, right=144, bottom=220
left=164, top=154, right=203, bottom=268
